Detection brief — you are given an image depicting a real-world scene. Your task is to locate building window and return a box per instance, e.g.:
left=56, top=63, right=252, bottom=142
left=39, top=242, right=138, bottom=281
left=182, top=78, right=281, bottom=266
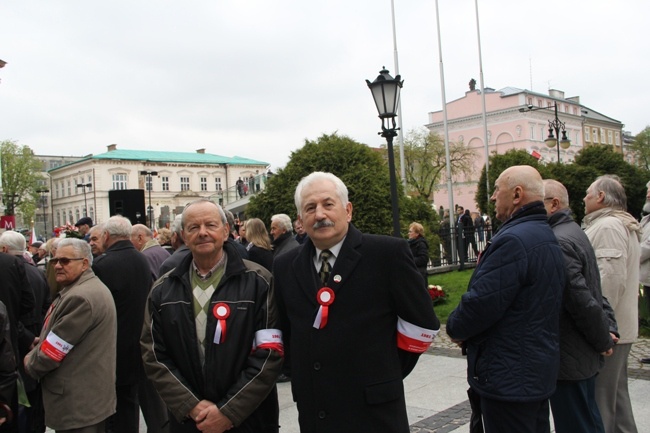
left=68, top=211, right=73, bottom=223
left=90, top=207, right=95, bottom=221
left=215, top=177, right=222, bottom=191
left=67, top=180, right=71, bottom=196
left=615, top=132, right=621, bottom=147
left=56, top=211, right=60, bottom=227
left=601, top=128, right=606, bottom=145
left=112, top=173, right=128, bottom=190
left=55, top=183, right=60, bottom=199
left=592, top=128, right=599, bottom=144
left=75, top=209, right=80, bottom=222
left=180, top=176, right=190, bottom=191
left=527, top=97, right=533, bottom=106
left=162, top=176, right=169, bottom=191
left=200, top=177, right=207, bottom=191
left=530, top=126, right=535, bottom=140
left=87, top=177, right=93, bottom=190
left=607, top=131, right=613, bottom=145
left=584, top=126, right=590, bottom=142
left=145, top=176, right=153, bottom=191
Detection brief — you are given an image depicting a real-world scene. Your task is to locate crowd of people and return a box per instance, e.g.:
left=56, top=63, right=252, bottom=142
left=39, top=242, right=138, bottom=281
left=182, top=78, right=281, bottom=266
left=0, top=166, right=646, bottom=433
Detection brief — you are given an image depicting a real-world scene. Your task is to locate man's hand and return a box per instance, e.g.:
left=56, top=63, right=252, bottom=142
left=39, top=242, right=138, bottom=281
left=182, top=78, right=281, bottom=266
left=29, top=337, right=39, bottom=351
left=601, top=332, right=619, bottom=356
left=190, top=400, right=233, bottom=433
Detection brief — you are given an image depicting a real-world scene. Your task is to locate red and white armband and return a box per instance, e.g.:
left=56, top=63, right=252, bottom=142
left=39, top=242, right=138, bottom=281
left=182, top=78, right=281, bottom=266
left=396, top=317, right=439, bottom=353
left=253, top=329, right=284, bottom=356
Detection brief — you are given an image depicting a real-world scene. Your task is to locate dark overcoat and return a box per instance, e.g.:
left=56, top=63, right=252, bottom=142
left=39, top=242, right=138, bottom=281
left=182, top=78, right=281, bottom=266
left=93, top=239, right=151, bottom=386
left=273, top=224, right=439, bottom=433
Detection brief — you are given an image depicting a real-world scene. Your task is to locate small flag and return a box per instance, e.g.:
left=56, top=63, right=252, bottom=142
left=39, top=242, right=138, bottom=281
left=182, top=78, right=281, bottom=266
left=30, top=223, right=38, bottom=245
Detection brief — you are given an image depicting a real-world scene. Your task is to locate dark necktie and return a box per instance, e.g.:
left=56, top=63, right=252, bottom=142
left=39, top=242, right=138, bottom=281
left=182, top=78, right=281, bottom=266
left=319, top=250, right=332, bottom=286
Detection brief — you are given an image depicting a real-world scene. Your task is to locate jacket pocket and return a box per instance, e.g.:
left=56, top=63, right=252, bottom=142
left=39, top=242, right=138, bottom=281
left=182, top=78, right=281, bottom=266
left=364, top=378, right=403, bottom=405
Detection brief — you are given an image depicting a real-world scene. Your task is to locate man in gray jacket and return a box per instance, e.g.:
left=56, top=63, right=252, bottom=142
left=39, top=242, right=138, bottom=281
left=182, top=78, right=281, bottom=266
left=639, top=180, right=650, bottom=364
left=25, top=239, right=117, bottom=432
left=543, top=179, right=617, bottom=433
left=584, top=175, right=641, bottom=433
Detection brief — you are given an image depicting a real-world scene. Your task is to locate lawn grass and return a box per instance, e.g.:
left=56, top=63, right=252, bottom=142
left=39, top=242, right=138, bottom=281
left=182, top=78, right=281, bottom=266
left=427, top=269, right=473, bottom=324
left=429, top=269, right=650, bottom=339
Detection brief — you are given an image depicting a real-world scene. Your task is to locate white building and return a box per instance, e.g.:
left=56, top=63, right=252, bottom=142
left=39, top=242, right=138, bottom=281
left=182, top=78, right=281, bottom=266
left=48, top=144, right=269, bottom=230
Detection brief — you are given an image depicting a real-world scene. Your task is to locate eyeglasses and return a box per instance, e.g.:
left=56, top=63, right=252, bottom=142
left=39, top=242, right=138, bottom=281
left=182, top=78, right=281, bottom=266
left=50, top=257, right=85, bottom=266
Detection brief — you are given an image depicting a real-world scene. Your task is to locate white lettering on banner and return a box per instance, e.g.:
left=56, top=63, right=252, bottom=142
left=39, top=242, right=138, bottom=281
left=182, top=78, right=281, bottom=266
left=40, top=331, right=74, bottom=362
left=254, top=329, right=284, bottom=356
left=396, top=316, right=439, bottom=353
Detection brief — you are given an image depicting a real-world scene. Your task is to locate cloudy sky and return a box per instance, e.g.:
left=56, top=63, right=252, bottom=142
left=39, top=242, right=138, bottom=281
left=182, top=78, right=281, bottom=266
left=2, top=1, right=648, bottom=170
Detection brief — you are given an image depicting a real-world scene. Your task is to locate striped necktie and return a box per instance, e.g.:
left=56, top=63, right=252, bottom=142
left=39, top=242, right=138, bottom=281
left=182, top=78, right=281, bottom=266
left=319, top=250, right=332, bottom=286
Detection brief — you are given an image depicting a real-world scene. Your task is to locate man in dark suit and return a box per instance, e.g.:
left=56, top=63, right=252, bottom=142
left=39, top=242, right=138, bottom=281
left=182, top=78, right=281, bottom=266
left=93, top=216, right=152, bottom=433
left=273, top=171, right=440, bottom=433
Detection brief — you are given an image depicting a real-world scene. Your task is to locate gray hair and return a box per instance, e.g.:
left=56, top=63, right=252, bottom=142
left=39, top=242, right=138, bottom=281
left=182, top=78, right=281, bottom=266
left=294, top=172, right=349, bottom=217
left=271, top=214, right=293, bottom=233
left=57, top=238, right=93, bottom=265
left=589, top=175, right=627, bottom=210
left=542, top=179, right=570, bottom=208
left=104, top=215, right=133, bottom=238
left=224, top=209, right=236, bottom=233
left=181, top=199, right=227, bottom=228
left=89, top=223, right=105, bottom=236
left=0, top=231, right=26, bottom=254
left=132, top=224, right=153, bottom=239
left=171, top=215, right=183, bottom=236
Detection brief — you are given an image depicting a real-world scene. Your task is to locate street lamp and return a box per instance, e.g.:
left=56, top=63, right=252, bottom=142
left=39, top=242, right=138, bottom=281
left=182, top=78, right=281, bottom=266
left=366, top=67, right=403, bottom=237
left=36, top=188, right=50, bottom=240
left=140, top=170, right=158, bottom=230
left=519, top=104, right=571, bottom=163
left=76, top=183, right=92, bottom=217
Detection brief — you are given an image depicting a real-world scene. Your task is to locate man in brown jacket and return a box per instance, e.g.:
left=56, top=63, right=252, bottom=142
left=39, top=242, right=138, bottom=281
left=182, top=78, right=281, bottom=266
left=25, top=238, right=117, bottom=433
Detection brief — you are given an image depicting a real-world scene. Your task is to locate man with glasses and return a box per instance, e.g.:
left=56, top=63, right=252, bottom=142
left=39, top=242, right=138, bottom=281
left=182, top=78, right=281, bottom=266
left=543, top=179, right=617, bottom=433
left=25, top=238, right=117, bottom=433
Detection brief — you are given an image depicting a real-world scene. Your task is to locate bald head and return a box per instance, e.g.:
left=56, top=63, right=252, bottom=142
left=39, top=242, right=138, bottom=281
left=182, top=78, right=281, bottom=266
left=492, top=165, right=544, bottom=222
left=542, top=179, right=570, bottom=211
left=131, top=224, right=153, bottom=251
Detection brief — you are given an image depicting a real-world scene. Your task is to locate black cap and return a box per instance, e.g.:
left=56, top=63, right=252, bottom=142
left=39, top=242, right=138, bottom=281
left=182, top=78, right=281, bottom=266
left=74, top=217, right=93, bottom=227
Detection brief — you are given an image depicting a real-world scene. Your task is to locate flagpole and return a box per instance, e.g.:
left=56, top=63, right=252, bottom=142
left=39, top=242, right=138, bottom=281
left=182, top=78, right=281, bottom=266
left=434, top=0, right=456, bottom=261
left=475, top=0, right=491, bottom=211
left=390, top=0, right=406, bottom=189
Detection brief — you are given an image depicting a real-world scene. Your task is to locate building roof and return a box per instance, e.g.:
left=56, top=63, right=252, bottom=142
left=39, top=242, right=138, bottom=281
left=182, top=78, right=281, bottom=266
left=48, top=148, right=269, bottom=171
left=92, top=148, right=268, bottom=165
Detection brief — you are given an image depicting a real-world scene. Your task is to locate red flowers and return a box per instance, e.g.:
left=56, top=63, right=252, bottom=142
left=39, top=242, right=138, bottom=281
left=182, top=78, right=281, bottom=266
left=427, top=285, right=446, bottom=304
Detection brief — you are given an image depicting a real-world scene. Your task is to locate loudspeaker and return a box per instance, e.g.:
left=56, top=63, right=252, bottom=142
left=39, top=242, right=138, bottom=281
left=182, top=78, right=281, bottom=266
left=108, top=190, right=146, bottom=225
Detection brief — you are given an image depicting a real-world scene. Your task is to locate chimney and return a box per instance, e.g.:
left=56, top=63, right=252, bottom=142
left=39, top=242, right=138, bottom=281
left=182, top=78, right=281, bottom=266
left=548, top=89, right=565, bottom=100
left=107, top=144, right=117, bottom=152
left=196, top=148, right=206, bottom=154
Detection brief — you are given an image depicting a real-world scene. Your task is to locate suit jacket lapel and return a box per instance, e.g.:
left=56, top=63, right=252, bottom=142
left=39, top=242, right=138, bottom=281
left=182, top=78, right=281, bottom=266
left=291, top=240, right=320, bottom=304
left=327, top=224, right=362, bottom=295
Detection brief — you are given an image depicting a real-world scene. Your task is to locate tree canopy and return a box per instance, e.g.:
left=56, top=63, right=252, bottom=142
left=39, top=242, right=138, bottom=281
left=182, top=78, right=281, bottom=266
left=397, top=128, right=476, bottom=200
left=1, top=140, right=45, bottom=219
left=246, top=132, right=437, bottom=243
left=474, top=145, right=648, bottom=226
left=629, top=126, right=650, bottom=171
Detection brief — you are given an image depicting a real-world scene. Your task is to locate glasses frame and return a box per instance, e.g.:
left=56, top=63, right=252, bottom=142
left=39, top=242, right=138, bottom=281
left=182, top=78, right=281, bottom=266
left=51, top=257, right=85, bottom=266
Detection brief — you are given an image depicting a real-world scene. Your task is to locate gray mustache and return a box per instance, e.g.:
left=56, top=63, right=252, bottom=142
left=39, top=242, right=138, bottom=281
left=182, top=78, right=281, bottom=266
left=313, top=220, right=335, bottom=229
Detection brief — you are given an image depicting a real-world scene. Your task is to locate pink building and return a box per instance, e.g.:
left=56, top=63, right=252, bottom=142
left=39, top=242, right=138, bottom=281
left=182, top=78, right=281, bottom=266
left=426, top=86, right=623, bottom=213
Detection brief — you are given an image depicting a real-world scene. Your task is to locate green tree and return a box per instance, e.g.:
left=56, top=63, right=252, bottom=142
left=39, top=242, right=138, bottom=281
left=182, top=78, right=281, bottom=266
left=474, top=149, right=544, bottom=219
left=397, top=128, right=476, bottom=200
left=629, top=126, right=650, bottom=170
left=573, top=144, right=647, bottom=220
left=1, top=140, right=45, bottom=220
left=246, top=132, right=436, bottom=237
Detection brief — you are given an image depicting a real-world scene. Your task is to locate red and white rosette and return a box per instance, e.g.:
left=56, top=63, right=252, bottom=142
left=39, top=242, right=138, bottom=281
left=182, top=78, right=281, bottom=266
left=313, top=287, right=335, bottom=329
left=212, top=303, right=230, bottom=344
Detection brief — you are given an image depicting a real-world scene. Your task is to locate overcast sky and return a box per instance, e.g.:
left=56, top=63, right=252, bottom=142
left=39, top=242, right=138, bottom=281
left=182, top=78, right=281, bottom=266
left=2, top=1, right=648, bottom=170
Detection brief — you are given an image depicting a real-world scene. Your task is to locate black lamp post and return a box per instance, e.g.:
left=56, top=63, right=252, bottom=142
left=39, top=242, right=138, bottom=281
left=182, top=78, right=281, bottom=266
left=76, top=183, right=92, bottom=217
left=140, top=170, right=158, bottom=230
left=36, top=188, right=50, bottom=240
left=366, top=67, right=403, bottom=237
left=519, top=104, right=571, bottom=163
